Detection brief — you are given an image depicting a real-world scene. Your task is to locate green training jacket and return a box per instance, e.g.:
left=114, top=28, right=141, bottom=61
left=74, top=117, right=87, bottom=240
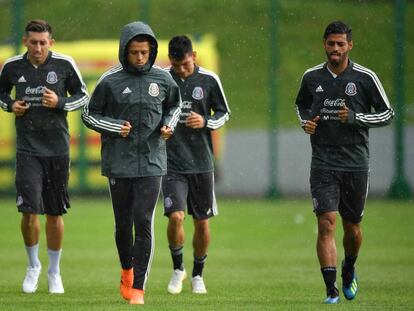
left=82, top=21, right=182, bottom=178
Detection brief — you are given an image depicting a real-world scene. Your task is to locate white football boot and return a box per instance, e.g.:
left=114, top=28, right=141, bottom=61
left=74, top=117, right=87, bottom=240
left=191, top=275, right=207, bottom=294
left=48, top=273, right=64, bottom=294
left=167, top=269, right=187, bottom=294
left=22, top=266, right=41, bottom=293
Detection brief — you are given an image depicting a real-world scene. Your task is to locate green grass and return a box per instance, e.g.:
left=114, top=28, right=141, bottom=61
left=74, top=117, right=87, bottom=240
left=0, top=198, right=413, bottom=310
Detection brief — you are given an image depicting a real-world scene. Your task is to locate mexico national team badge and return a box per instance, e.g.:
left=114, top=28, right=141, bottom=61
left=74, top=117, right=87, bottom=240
left=192, top=86, right=204, bottom=100
left=46, top=71, right=58, bottom=84
left=148, top=83, right=159, bottom=97
left=345, top=82, right=357, bottom=96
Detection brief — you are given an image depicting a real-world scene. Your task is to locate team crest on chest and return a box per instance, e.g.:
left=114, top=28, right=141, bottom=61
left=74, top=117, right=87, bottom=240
left=345, top=82, right=357, bottom=96
left=148, top=83, right=159, bottom=97
left=46, top=71, right=58, bottom=84
left=192, top=86, right=204, bottom=100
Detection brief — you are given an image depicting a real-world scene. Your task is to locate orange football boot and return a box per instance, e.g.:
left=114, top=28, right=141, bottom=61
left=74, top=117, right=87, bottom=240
left=129, top=289, right=144, bottom=305
left=120, top=268, right=133, bottom=300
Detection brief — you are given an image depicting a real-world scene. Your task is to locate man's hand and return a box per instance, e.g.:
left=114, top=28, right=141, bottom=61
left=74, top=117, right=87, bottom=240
left=120, top=121, right=132, bottom=138
left=42, top=87, right=59, bottom=108
left=12, top=100, right=29, bottom=117
left=338, top=104, right=349, bottom=123
left=185, top=111, right=205, bottom=129
left=304, top=116, right=320, bottom=134
left=160, top=125, right=173, bottom=140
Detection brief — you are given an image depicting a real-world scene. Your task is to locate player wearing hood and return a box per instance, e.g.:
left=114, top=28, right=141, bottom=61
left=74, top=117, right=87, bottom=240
left=82, top=21, right=182, bottom=305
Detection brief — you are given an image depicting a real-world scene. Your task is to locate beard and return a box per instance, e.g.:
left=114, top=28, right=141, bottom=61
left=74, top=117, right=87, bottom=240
left=326, top=51, right=348, bottom=67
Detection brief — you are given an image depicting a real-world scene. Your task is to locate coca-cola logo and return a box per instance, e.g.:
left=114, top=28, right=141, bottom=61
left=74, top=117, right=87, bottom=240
left=323, top=98, right=345, bottom=107
left=25, top=86, right=46, bottom=95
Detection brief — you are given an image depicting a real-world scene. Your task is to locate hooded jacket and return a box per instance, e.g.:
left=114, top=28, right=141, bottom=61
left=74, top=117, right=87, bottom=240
left=82, top=21, right=182, bottom=177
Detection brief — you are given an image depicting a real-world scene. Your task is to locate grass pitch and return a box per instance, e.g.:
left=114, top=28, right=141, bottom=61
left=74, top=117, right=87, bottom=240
left=0, top=197, right=413, bottom=310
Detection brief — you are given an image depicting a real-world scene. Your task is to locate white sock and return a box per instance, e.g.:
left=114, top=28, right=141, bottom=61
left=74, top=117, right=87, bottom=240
left=47, top=249, right=62, bottom=276
left=25, top=244, right=41, bottom=269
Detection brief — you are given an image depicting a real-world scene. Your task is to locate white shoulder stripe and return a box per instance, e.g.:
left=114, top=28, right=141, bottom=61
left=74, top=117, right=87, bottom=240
left=0, top=54, right=24, bottom=75
left=352, top=63, right=391, bottom=109
left=303, top=63, right=325, bottom=75
left=95, top=65, right=123, bottom=86
left=198, top=67, right=231, bottom=114
left=298, top=62, right=325, bottom=86
left=51, top=52, right=89, bottom=96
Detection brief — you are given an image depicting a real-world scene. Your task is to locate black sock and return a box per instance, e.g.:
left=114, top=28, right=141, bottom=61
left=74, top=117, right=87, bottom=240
left=321, top=267, right=338, bottom=296
left=169, top=245, right=184, bottom=271
left=192, top=255, right=207, bottom=277
left=342, top=255, right=357, bottom=286
left=343, top=254, right=358, bottom=271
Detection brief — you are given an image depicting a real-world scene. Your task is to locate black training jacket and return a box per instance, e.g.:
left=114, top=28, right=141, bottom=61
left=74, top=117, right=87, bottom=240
left=166, top=65, right=230, bottom=174
left=0, top=51, right=89, bottom=156
left=295, top=61, right=394, bottom=171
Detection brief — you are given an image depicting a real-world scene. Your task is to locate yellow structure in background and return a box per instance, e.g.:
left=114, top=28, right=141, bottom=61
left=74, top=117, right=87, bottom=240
left=0, top=35, right=224, bottom=192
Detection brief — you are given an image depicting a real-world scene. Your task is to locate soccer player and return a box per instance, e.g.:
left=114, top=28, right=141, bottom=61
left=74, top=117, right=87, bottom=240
left=163, top=35, right=230, bottom=295
left=82, top=21, right=181, bottom=305
left=295, top=21, right=394, bottom=304
left=0, top=20, right=88, bottom=294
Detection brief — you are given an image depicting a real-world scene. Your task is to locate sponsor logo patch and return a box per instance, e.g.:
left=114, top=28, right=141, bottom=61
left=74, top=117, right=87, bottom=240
left=315, top=85, right=324, bottom=92
left=46, top=71, right=58, bottom=84
left=148, top=83, right=159, bottom=97
left=17, top=195, right=24, bottom=206
left=18, top=76, right=27, bottom=83
left=164, top=196, right=173, bottom=209
left=345, top=82, right=357, bottom=96
left=192, top=86, right=204, bottom=100
left=312, top=197, right=319, bottom=212
left=122, top=87, right=132, bottom=94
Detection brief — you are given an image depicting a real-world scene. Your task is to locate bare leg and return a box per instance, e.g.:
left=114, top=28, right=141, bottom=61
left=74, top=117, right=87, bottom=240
left=342, top=220, right=362, bottom=257
left=192, top=218, right=210, bottom=284
left=45, top=215, right=64, bottom=251
left=193, top=219, right=210, bottom=257
left=21, top=213, right=40, bottom=247
left=167, top=211, right=185, bottom=247
left=317, top=212, right=337, bottom=267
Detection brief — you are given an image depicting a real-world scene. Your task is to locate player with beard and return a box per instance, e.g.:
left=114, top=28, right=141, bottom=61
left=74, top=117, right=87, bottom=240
left=295, top=21, right=393, bottom=304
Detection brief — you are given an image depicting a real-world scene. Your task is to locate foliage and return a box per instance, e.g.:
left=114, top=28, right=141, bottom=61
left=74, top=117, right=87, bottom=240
left=0, top=0, right=413, bottom=128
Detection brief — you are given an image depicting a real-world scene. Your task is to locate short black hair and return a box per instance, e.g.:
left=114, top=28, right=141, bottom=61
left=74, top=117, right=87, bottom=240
left=168, top=35, right=193, bottom=61
left=129, top=34, right=156, bottom=49
left=323, top=21, right=352, bottom=41
left=25, top=19, right=52, bottom=36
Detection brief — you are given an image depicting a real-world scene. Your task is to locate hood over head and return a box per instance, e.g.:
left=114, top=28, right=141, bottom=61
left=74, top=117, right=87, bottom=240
left=119, top=21, right=158, bottom=74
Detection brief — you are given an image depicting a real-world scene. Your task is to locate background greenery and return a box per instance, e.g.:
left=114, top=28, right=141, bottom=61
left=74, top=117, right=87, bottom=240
left=0, top=0, right=413, bottom=129
left=0, top=198, right=413, bottom=310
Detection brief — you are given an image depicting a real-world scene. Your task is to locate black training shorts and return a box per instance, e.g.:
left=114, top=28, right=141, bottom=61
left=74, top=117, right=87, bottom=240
left=15, top=153, right=70, bottom=216
left=310, top=168, right=369, bottom=224
left=162, top=172, right=217, bottom=220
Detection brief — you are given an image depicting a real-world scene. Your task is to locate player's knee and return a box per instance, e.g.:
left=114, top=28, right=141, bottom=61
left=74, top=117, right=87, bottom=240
left=22, top=213, right=38, bottom=227
left=169, top=211, right=185, bottom=225
left=194, top=219, right=209, bottom=232
left=317, top=216, right=336, bottom=237
left=344, top=223, right=362, bottom=240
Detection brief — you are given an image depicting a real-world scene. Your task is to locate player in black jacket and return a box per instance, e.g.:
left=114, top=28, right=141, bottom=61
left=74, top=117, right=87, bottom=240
left=295, top=21, right=393, bottom=304
left=162, top=35, right=230, bottom=295
left=0, top=20, right=88, bottom=295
